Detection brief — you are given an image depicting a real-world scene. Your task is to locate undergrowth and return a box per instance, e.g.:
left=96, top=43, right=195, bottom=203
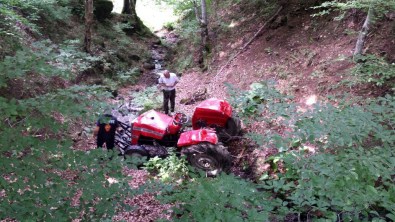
left=131, top=86, right=163, bottom=112
left=222, top=81, right=394, bottom=220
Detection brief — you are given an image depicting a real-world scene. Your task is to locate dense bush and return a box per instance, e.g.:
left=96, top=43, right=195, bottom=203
left=352, top=54, right=395, bottom=89
left=223, top=82, right=395, bottom=220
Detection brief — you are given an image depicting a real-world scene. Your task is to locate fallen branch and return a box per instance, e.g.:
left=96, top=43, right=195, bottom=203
left=235, top=146, right=248, bottom=165
left=214, top=6, right=283, bottom=78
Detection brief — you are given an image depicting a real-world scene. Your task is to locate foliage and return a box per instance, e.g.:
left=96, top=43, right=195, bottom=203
left=131, top=86, right=163, bottom=112
left=262, top=146, right=395, bottom=221
left=313, top=0, right=395, bottom=18
left=115, top=67, right=142, bottom=86
left=0, top=39, right=107, bottom=88
left=155, top=0, right=197, bottom=15
left=175, top=53, right=193, bottom=72
left=226, top=81, right=295, bottom=127
left=160, top=173, right=280, bottom=222
left=0, top=80, right=139, bottom=220
left=0, top=0, right=72, bottom=25
left=163, top=21, right=176, bottom=31
left=226, top=81, right=395, bottom=220
left=0, top=143, right=149, bottom=221
left=228, top=81, right=395, bottom=150
left=0, top=2, right=40, bottom=38
left=144, top=152, right=189, bottom=183
left=352, top=54, right=395, bottom=88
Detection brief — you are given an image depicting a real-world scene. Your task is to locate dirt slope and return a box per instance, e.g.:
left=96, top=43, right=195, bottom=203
left=174, top=5, right=394, bottom=116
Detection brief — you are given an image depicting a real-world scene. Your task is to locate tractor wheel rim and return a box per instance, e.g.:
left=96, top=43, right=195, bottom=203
left=197, top=157, right=216, bottom=170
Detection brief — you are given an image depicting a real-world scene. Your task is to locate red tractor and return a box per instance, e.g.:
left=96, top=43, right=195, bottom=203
left=114, top=98, right=241, bottom=175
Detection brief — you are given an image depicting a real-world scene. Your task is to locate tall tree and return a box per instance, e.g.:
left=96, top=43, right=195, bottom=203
left=122, top=0, right=133, bottom=14
left=193, top=0, right=209, bottom=66
left=200, top=0, right=209, bottom=54
left=84, top=0, right=93, bottom=53
left=122, top=0, right=143, bottom=31
left=354, top=6, right=373, bottom=56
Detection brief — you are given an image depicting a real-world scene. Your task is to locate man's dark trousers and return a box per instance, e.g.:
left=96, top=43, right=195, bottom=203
left=163, top=89, right=175, bottom=114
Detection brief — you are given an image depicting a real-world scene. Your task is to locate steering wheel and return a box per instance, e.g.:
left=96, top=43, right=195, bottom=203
left=172, top=112, right=189, bottom=126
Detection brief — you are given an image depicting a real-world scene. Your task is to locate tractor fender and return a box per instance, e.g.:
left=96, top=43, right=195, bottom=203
left=177, top=129, right=218, bottom=147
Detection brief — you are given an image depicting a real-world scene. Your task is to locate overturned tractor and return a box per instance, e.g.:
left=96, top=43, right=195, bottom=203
left=112, top=98, right=241, bottom=175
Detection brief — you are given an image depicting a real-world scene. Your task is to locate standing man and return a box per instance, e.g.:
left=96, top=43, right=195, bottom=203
left=93, top=113, right=118, bottom=150
left=158, top=70, right=179, bottom=115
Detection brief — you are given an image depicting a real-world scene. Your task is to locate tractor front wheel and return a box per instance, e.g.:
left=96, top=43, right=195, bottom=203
left=181, top=142, right=231, bottom=176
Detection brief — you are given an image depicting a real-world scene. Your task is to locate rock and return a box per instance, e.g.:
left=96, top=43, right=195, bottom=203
left=180, top=88, right=207, bottom=105
left=152, top=39, right=162, bottom=45
left=94, top=0, right=113, bottom=21
left=143, top=63, right=155, bottom=70
left=83, top=127, right=92, bottom=134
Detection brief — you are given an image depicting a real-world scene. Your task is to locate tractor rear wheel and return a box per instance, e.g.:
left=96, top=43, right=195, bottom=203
left=218, top=115, right=241, bottom=143
left=181, top=142, right=232, bottom=176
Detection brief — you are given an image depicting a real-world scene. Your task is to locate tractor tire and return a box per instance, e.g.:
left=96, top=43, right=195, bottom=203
left=218, top=115, right=241, bottom=143
left=181, top=142, right=232, bottom=176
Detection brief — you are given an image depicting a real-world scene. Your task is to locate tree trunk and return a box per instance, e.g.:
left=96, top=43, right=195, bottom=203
left=122, top=0, right=142, bottom=31
left=122, top=0, right=132, bottom=14
left=354, top=6, right=373, bottom=57
left=122, top=0, right=138, bottom=18
left=84, top=0, right=93, bottom=53
left=193, top=0, right=201, bottom=22
left=199, top=0, right=209, bottom=66
left=130, top=0, right=138, bottom=20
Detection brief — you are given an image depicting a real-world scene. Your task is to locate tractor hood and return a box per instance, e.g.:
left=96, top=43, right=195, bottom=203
left=131, top=110, right=173, bottom=141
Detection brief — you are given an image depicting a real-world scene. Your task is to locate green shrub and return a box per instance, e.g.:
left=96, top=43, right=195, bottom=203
left=352, top=54, right=395, bottom=89
left=226, top=81, right=295, bottom=126
left=160, top=174, right=280, bottom=222
left=226, top=81, right=395, bottom=220
left=163, top=21, right=175, bottom=31
left=144, top=152, right=189, bottom=183
left=266, top=146, right=395, bottom=221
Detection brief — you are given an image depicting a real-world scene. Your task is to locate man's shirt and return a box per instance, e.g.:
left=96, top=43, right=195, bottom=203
left=158, top=73, right=179, bottom=91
